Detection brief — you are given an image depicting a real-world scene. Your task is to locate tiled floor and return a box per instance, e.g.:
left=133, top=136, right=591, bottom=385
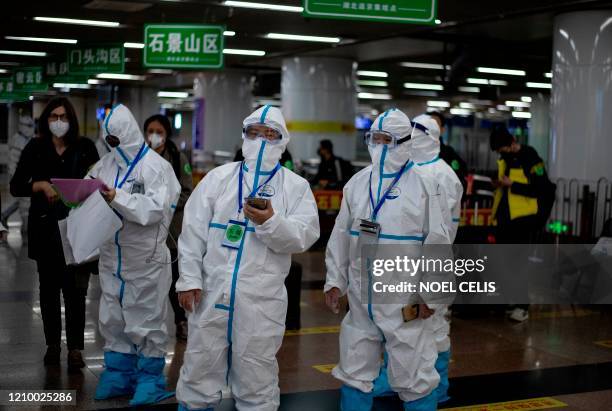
left=1, top=233, right=612, bottom=410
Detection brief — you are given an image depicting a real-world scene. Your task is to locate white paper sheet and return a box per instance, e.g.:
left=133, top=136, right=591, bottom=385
left=67, top=190, right=122, bottom=264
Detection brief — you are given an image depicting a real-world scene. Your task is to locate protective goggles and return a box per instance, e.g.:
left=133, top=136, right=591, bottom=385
left=364, top=121, right=430, bottom=149
left=242, top=122, right=283, bottom=144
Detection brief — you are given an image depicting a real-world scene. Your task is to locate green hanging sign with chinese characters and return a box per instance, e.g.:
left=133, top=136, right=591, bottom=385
left=46, top=60, right=89, bottom=84
left=67, top=45, right=125, bottom=74
left=13, top=66, right=48, bottom=92
left=0, top=77, right=29, bottom=101
left=303, top=0, right=437, bottom=24
left=143, top=24, right=224, bottom=69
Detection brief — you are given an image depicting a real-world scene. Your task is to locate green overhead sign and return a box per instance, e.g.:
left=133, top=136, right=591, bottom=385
left=0, top=78, right=29, bottom=101
left=67, top=45, right=125, bottom=74
left=13, top=66, right=47, bottom=92
left=303, top=0, right=437, bottom=24
left=143, top=24, right=224, bottom=69
left=46, top=61, right=89, bottom=85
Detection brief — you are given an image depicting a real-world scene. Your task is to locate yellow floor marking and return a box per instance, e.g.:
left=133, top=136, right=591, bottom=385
left=312, top=364, right=336, bottom=374
left=441, top=397, right=567, bottom=411
left=530, top=308, right=596, bottom=319
left=285, top=325, right=340, bottom=336
left=595, top=340, right=612, bottom=349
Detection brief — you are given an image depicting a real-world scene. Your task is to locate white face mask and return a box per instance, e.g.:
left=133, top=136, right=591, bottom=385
left=148, top=133, right=165, bottom=150
left=49, top=119, right=69, bottom=138
left=241, top=138, right=284, bottom=173
left=368, top=139, right=411, bottom=176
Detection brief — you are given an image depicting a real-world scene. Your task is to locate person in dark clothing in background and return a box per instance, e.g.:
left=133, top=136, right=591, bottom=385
left=143, top=114, right=193, bottom=341
left=490, top=126, right=555, bottom=322
left=10, top=97, right=99, bottom=369
left=315, top=139, right=353, bottom=189
left=429, top=111, right=468, bottom=192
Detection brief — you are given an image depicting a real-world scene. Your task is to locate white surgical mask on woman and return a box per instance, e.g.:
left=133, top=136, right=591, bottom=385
left=148, top=133, right=165, bottom=149
left=49, top=119, right=69, bottom=138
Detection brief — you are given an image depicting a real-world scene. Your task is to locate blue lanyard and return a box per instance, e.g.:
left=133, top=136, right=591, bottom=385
left=237, top=161, right=281, bottom=215
left=368, top=160, right=413, bottom=221
left=113, top=143, right=148, bottom=189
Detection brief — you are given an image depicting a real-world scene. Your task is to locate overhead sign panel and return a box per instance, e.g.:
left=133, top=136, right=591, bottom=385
left=303, top=0, right=437, bottom=24
left=67, top=44, right=125, bottom=74
left=0, top=77, right=29, bottom=101
left=143, top=24, right=224, bottom=69
left=13, top=66, right=48, bottom=92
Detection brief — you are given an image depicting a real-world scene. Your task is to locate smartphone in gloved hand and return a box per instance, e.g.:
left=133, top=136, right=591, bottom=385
left=402, top=304, right=420, bottom=322
left=245, top=197, right=268, bottom=210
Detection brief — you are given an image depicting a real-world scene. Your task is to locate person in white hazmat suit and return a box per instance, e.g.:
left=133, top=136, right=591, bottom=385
left=175, top=105, right=320, bottom=411
left=8, top=114, right=35, bottom=232
left=371, top=114, right=463, bottom=405
left=88, top=104, right=181, bottom=406
left=324, top=108, right=453, bottom=411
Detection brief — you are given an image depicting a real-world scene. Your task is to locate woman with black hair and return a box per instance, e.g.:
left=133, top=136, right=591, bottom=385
left=10, top=97, right=99, bottom=369
left=143, top=114, right=193, bottom=341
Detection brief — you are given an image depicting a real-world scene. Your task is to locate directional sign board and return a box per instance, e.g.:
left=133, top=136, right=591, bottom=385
left=0, top=77, right=29, bottom=101
left=13, top=66, right=47, bottom=92
left=67, top=45, right=125, bottom=74
left=303, top=0, right=437, bottom=24
left=143, top=24, right=224, bottom=69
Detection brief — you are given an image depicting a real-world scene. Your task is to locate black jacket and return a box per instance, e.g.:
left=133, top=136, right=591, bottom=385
left=315, top=155, right=354, bottom=189
left=10, top=137, right=99, bottom=261
left=439, top=142, right=468, bottom=193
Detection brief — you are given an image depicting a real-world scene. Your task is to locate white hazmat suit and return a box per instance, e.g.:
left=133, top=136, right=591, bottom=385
left=176, top=105, right=320, bottom=411
left=411, top=114, right=463, bottom=403
left=88, top=104, right=180, bottom=405
left=372, top=114, right=463, bottom=405
left=325, top=108, right=452, bottom=411
left=410, top=114, right=462, bottom=244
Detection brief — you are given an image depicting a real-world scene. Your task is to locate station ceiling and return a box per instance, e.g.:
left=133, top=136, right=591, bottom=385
left=1, top=0, right=611, bottom=98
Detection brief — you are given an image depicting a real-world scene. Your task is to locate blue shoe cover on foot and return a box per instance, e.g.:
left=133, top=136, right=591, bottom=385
left=403, top=390, right=438, bottom=411
left=129, top=356, right=175, bottom=406
left=340, top=384, right=374, bottom=411
left=94, top=351, right=137, bottom=400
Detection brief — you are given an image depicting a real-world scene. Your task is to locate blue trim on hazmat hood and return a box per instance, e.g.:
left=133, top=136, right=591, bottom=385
left=377, top=108, right=395, bottom=131
left=104, top=103, right=121, bottom=136
left=259, top=105, right=272, bottom=123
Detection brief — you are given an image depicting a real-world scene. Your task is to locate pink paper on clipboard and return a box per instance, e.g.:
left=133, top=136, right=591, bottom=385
left=51, top=178, right=109, bottom=205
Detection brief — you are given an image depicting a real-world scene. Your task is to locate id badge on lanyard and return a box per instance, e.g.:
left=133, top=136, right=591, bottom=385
left=357, top=218, right=381, bottom=250
left=221, top=219, right=247, bottom=250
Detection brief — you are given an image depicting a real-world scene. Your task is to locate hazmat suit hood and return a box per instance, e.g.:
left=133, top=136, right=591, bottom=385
left=409, top=114, right=441, bottom=164
left=103, top=104, right=146, bottom=167
left=369, top=109, right=413, bottom=177
left=18, top=115, right=34, bottom=138
left=241, top=105, right=290, bottom=180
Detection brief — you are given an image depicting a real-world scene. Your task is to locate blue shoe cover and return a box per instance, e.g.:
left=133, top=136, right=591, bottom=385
left=372, top=364, right=395, bottom=397
left=129, top=356, right=175, bottom=406
left=94, top=351, right=137, bottom=400
left=372, top=351, right=395, bottom=397
left=434, top=351, right=450, bottom=403
left=340, top=384, right=374, bottom=411
left=177, top=403, right=214, bottom=411
left=403, top=390, right=438, bottom=411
